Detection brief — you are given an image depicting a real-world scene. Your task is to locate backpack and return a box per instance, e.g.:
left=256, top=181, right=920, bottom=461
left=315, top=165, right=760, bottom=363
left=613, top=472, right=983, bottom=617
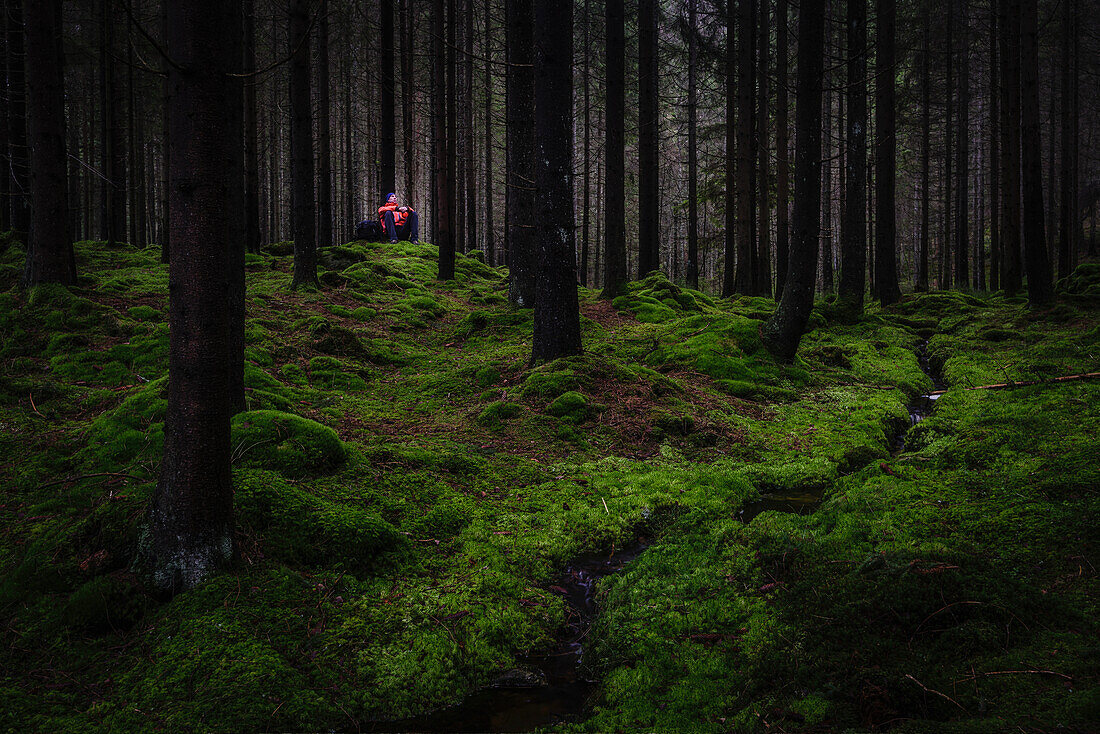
left=355, top=219, right=384, bottom=242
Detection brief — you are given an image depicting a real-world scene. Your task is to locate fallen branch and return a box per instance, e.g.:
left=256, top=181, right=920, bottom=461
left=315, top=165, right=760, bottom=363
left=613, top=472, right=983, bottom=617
left=927, top=372, right=1100, bottom=396
left=904, top=674, right=966, bottom=711
left=953, top=669, right=1073, bottom=684
left=38, top=472, right=145, bottom=490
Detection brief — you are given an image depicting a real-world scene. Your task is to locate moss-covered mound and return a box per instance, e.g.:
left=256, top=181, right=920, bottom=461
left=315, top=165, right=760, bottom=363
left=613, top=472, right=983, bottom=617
left=232, top=410, right=347, bottom=477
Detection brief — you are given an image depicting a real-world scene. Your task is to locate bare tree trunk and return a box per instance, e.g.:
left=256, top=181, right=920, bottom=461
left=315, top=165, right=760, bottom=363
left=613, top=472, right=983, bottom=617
left=821, top=4, right=834, bottom=296
left=875, top=0, right=899, bottom=305
left=999, top=0, right=1021, bottom=295
left=762, top=0, right=824, bottom=362
left=580, top=0, right=591, bottom=286
left=1057, top=0, right=1078, bottom=279
left=1019, top=0, right=1051, bottom=304
left=0, top=2, right=9, bottom=234
left=602, top=0, right=626, bottom=297
left=484, top=0, right=495, bottom=263
left=722, top=0, right=736, bottom=297
left=838, top=0, right=866, bottom=316
left=316, top=0, right=333, bottom=249
left=733, top=0, right=756, bottom=294
left=464, top=0, right=475, bottom=253
left=289, top=0, right=317, bottom=289
left=22, top=0, right=74, bottom=286
left=243, top=0, right=259, bottom=253
left=532, top=0, right=581, bottom=361
left=917, top=0, right=930, bottom=291
left=988, top=1, right=1000, bottom=291
left=150, top=0, right=240, bottom=595
left=637, top=0, right=659, bottom=275
left=954, top=0, right=969, bottom=288
left=380, top=0, right=396, bottom=199
left=941, top=0, right=953, bottom=289
left=685, top=0, right=698, bottom=289
left=756, top=0, right=771, bottom=296
left=774, top=0, right=789, bottom=299
left=6, top=0, right=29, bottom=236
left=505, top=0, right=534, bottom=299
left=402, top=0, right=416, bottom=208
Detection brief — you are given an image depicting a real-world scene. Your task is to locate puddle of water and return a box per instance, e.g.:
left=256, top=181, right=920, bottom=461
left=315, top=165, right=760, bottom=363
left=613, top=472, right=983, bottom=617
left=377, top=541, right=648, bottom=733
left=894, top=340, right=947, bottom=452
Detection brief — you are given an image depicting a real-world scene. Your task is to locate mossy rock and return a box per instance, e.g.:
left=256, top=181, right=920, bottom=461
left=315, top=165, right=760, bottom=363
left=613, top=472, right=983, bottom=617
left=236, top=470, right=403, bottom=568
left=521, top=368, right=585, bottom=400
left=476, top=400, right=523, bottom=428
left=1055, top=262, right=1100, bottom=298
left=474, top=365, right=501, bottom=387
left=231, top=410, right=346, bottom=477
left=547, top=391, right=593, bottom=423
left=649, top=409, right=695, bottom=436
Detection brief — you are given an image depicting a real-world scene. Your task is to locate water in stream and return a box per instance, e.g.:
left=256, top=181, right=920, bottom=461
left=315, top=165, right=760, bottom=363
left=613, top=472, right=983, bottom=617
left=377, top=542, right=648, bottom=733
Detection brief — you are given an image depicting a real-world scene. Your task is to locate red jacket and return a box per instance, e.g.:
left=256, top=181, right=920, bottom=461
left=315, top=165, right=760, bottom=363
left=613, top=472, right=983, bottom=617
left=378, top=201, right=411, bottom=228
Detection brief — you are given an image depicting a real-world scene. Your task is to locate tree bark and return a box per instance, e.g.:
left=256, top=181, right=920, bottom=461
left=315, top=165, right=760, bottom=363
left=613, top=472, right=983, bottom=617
left=243, top=0, right=260, bottom=253
left=998, top=0, right=1021, bottom=295
left=316, top=0, right=333, bottom=249
left=150, top=0, right=240, bottom=594
left=838, top=0, right=866, bottom=316
left=954, top=0, right=969, bottom=288
left=1018, top=0, right=1051, bottom=304
left=532, top=0, right=581, bottom=362
left=602, top=0, right=626, bottom=297
left=381, top=0, right=396, bottom=199
left=686, top=0, right=699, bottom=289
left=756, top=0, right=771, bottom=296
left=6, top=0, right=29, bottom=236
left=1057, top=0, right=1077, bottom=279
left=917, top=0, right=930, bottom=291
left=22, top=0, right=74, bottom=286
left=874, top=0, right=899, bottom=305
left=484, top=0, right=495, bottom=264
left=722, top=0, right=736, bottom=297
left=637, top=0, right=659, bottom=275
left=505, top=0, right=534, bottom=300
left=733, top=0, right=756, bottom=294
left=942, top=0, right=953, bottom=289
left=289, top=0, right=317, bottom=289
left=227, top=0, right=246, bottom=414
left=762, top=0, right=824, bottom=362
left=580, top=0, right=591, bottom=286
left=774, top=0, right=789, bottom=299
left=988, top=0, right=999, bottom=291
left=402, top=0, right=416, bottom=207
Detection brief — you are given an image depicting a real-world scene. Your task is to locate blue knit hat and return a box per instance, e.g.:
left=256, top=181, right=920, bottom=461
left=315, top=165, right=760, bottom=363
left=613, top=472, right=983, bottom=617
left=384, top=192, right=396, bottom=204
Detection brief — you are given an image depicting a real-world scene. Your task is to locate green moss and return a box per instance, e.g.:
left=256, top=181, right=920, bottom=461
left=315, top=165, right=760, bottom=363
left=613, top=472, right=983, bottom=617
left=476, top=400, right=523, bottom=428
left=63, top=573, right=149, bottom=633
left=231, top=410, right=347, bottom=477
left=546, top=391, right=590, bottom=422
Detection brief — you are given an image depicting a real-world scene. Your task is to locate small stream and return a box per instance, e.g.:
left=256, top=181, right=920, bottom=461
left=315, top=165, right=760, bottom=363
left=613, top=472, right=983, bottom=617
left=378, top=541, right=648, bottom=733
left=377, top=342, right=946, bottom=731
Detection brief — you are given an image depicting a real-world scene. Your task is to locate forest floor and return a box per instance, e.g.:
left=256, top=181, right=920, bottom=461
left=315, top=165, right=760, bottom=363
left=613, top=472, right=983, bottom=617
left=0, top=233, right=1098, bottom=733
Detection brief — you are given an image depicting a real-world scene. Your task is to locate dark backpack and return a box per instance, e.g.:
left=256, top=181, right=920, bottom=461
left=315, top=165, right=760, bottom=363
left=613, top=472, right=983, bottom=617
left=355, top=219, right=384, bottom=242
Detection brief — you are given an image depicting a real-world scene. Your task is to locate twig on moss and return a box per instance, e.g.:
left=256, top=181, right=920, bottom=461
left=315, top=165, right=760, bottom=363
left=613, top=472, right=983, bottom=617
left=953, top=669, right=1073, bottom=684
left=904, top=674, right=966, bottom=711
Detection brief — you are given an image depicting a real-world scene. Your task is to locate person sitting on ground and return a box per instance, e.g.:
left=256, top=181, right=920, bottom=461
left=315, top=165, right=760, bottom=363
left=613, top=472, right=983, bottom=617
left=378, top=193, right=419, bottom=244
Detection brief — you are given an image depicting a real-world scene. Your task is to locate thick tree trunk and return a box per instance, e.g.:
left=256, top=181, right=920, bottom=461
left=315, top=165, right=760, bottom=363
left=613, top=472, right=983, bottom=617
left=22, top=0, right=74, bottom=286
left=150, top=0, right=240, bottom=594
left=838, top=0, right=866, bottom=316
left=464, top=0, right=475, bottom=253
left=580, top=0, right=591, bottom=285
left=444, top=0, right=457, bottom=266
left=289, top=0, right=317, bottom=289
left=227, top=1, right=246, bottom=414
left=532, top=0, right=581, bottom=362
left=774, top=0, right=788, bottom=300
left=999, top=0, right=1022, bottom=295
left=1057, top=0, right=1077, bottom=279
left=637, top=0, right=659, bottom=275
left=954, top=0, right=969, bottom=288
left=762, top=0, right=824, bottom=362
left=1019, top=0, right=1051, bottom=305
left=821, top=8, right=834, bottom=296
left=159, top=0, right=170, bottom=260
left=686, top=0, right=699, bottom=289
left=505, top=0, right=534, bottom=300
left=942, top=0, right=953, bottom=289
left=874, top=0, right=899, bottom=305
left=602, top=0, right=627, bottom=298
left=401, top=0, right=416, bottom=206
left=0, top=3, right=9, bottom=234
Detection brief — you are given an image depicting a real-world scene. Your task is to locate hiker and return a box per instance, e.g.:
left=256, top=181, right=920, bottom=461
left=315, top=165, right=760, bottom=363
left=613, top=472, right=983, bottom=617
left=378, top=193, right=419, bottom=244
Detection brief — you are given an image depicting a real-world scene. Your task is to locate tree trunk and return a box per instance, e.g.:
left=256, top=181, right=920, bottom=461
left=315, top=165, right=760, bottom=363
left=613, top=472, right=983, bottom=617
left=733, top=0, right=756, bottom=294
left=756, top=0, right=771, bottom=296
left=402, top=0, right=416, bottom=207
left=722, top=0, right=736, bottom=297
left=580, top=0, right=591, bottom=286
left=505, top=0, right=534, bottom=300
left=150, top=0, right=240, bottom=594
left=484, top=0, right=495, bottom=264
left=6, top=0, right=29, bottom=236
left=381, top=0, right=396, bottom=199
left=0, top=3, right=9, bottom=234
left=159, top=0, right=170, bottom=260
left=637, top=0, right=659, bottom=275
left=464, top=0, right=476, bottom=253
left=999, top=0, right=1021, bottom=295
left=989, top=1, right=1000, bottom=291
left=821, top=6, right=834, bottom=296
left=243, top=0, right=260, bottom=253
left=941, top=0, right=953, bottom=289
left=532, top=0, right=581, bottom=362
left=226, top=0, right=246, bottom=414
left=774, top=0, right=789, bottom=299
left=874, top=0, right=899, bottom=305
left=22, top=0, right=74, bottom=286
left=602, top=0, right=627, bottom=298
left=762, top=0, right=824, bottom=362
left=954, top=0, right=969, bottom=288
left=1057, top=0, right=1077, bottom=279
left=917, top=0, right=930, bottom=291
left=289, top=0, right=317, bottom=289
left=838, top=0, right=866, bottom=316
left=1018, top=0, right=1051, bottom=305
left=316, top=0, right=333, bottom=249
left=686, top=0, right=699, bottom=289
left=444, top=0, right=458, bottom=266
